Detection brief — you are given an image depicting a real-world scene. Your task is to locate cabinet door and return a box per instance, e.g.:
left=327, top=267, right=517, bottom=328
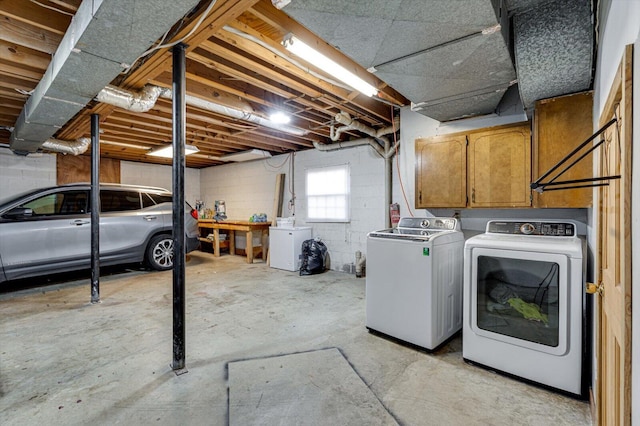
left=415, top=135, right=467, bottom=208
left=468, top=124, right=531, bottom=207
left=533, top=92, right=593, bottom=208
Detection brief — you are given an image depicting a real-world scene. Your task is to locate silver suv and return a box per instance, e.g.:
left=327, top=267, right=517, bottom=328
left=0, top=183, right=200, bottom=283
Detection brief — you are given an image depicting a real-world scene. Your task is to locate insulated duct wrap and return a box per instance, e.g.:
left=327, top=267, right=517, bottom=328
left=41, top=137, right=91, bottom=156
left=96, top=85, right=164, bottom=113
left=513, top=0, right=593, bottom=109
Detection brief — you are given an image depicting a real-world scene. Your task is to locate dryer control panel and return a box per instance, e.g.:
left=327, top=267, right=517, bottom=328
left=487, top=221, right=575, bottom=236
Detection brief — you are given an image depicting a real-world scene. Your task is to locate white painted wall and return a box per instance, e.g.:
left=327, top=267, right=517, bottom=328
left=591, top=1, right=640, bottom=423
left=200, top=156, right=291, bottom=221
left=199, top=145, right=385, bottom=272
left=0, top=149, right=56, bottom=201
left=120, top=161, right=201, bottom=207
left=295, top=146, right=386, bottom=272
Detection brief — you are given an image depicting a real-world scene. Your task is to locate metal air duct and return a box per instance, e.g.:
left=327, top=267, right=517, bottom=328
left=95, top=85, right=308, bottom=136
left=10, top=0, right=201, bottom=154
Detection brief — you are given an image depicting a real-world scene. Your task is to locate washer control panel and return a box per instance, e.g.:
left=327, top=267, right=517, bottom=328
left=397, top=217, right=458, bottom=230
left=487, top=221, right=576, bottom=236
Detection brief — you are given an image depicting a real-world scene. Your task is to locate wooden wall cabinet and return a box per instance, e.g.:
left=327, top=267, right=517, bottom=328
left=415, top=122, right=531, bottom=209
left=468, top=124, right=531, bottom=207
left=532, top=91, right=593, bottom=208
left=415, top=134, right=467, bottom=208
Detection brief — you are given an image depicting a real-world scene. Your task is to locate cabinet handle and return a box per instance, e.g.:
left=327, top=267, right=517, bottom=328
left=471, top=188, right=475, bottom=203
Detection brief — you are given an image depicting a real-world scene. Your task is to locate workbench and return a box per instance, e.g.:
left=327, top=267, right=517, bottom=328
left=198, top=219, right=270, bottom=263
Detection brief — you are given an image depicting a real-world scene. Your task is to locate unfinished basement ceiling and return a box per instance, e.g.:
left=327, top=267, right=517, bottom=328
left=279, top=0, right=595, bottom=120
left=279, top=0, right=516, bottom=121
left=0, top=0, right=595, bottom=168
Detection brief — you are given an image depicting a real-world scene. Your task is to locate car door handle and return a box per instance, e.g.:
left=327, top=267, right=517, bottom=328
left=143, top=215, right=158, bottom=221
left=71, top=219, right=90, bottom=226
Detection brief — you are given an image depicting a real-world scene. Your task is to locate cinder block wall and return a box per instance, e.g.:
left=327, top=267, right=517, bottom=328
left=0, top=150, right=56, bottom=199
left=200, top=145, right=386, bottom=273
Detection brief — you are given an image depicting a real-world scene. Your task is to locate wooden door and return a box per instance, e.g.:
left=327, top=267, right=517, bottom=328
left=468, top=123, right=531, bottom=207
left=415, top=135, right=467, bottom=208
left=595, top=45, right=632, bottom=426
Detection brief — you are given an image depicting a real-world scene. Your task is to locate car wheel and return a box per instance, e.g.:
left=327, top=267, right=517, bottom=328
left=146, top=235, right=174, bottom=271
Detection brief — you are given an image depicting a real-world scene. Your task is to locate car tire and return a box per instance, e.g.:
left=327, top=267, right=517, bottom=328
left=146, top=234, right=174, bottom=271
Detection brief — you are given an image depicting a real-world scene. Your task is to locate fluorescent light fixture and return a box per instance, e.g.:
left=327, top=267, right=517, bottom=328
left=270, top=111, right=291, bottom=124
left=221, top=149, right=272, bottom=162
left=282, top=34, right=378, bottom=97
left=147, top=144, right=200, bottom=158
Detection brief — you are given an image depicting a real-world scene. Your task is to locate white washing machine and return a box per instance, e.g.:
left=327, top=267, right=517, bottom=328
left=463, top=220, right=587, bottom=398
left=366, top=217, right=464, bottom=350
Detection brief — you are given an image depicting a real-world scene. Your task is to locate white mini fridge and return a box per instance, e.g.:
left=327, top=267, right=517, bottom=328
left=269, top=227, right=312, bottom=271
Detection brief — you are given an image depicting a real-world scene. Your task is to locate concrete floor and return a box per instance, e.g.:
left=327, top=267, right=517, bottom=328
left=1, top=251, right=591, bottom=425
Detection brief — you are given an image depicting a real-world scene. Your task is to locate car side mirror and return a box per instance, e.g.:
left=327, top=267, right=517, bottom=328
left=3, top=207, right=34, bottom=219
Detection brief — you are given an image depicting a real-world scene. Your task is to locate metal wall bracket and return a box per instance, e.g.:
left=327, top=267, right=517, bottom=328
left=531, top=118, right=620, bottom=193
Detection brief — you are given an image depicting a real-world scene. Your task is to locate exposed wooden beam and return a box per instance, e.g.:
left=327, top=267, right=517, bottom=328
left=249, top=0, right=407, bottom=106
left=0, top=61, right=43, bottom=81
left=123, top=0, right=260, bottom=89
left=0, top=15, right=62, bottom=54
left=0, top=74, right=37, bottom=93
left=0, top=86, right=29, bottom=101
left=216, top=21, right=392, bottom=122
left=0, top=39, right=51, bottom=70
left=0, top=0, right=71, bottom=35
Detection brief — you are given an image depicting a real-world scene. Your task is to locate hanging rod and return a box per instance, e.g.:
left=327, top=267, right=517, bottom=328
left=530, top=118, right=620, bottom=193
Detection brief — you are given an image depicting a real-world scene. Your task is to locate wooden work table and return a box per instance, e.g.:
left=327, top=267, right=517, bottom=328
left=197, top=219, right=270, bottom=263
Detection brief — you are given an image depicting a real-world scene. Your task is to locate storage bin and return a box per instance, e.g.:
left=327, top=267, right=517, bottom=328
left=276, top=217, right=295, bottom=228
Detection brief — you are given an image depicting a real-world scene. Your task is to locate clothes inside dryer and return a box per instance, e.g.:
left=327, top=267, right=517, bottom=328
left=476, top=256, right=560, bottom=347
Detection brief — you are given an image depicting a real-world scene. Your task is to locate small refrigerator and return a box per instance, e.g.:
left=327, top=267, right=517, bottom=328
left=269, top=227, right=312, bottom=271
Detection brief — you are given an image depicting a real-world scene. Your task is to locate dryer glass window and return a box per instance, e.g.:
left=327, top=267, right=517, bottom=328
left=476, top=256, right=559, bottom=347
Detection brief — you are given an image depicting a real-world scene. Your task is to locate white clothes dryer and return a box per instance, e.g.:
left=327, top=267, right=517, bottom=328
left=463, top=220, right=588, bottom=398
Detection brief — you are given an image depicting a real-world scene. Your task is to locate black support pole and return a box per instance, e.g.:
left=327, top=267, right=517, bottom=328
left=90, top=113, right=100, bottom=304
left=171, top=43, right=187, bottom=373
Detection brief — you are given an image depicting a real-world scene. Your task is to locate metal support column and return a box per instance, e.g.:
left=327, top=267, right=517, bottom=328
left=90, top=114, right=100, bottom=304
left=171, top=43, right=187, bottom=373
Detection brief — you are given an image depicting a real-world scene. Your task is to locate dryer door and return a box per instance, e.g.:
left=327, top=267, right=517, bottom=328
left=469, top=247, right=569, bottom=356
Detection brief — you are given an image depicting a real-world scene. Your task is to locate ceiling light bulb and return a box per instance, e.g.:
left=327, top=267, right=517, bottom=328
left=283, top=34, right=378, bottom=97
left=270, top=112, right=291, bottom=124
left=147, top=144, right=200, bottom=158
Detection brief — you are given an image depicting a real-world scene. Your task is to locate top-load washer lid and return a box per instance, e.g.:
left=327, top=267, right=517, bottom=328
left=368, top=217, right=461, bottom=242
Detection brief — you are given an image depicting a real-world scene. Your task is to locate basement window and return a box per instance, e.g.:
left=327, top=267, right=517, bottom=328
left=306, top=164, right=350, bottom=222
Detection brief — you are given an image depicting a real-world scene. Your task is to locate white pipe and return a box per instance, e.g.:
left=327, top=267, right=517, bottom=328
left=313, top=138, right=385, bottom=156
left=334, top=112, right=389, bottom=143
left=330, top=122, right=358, bottom=141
